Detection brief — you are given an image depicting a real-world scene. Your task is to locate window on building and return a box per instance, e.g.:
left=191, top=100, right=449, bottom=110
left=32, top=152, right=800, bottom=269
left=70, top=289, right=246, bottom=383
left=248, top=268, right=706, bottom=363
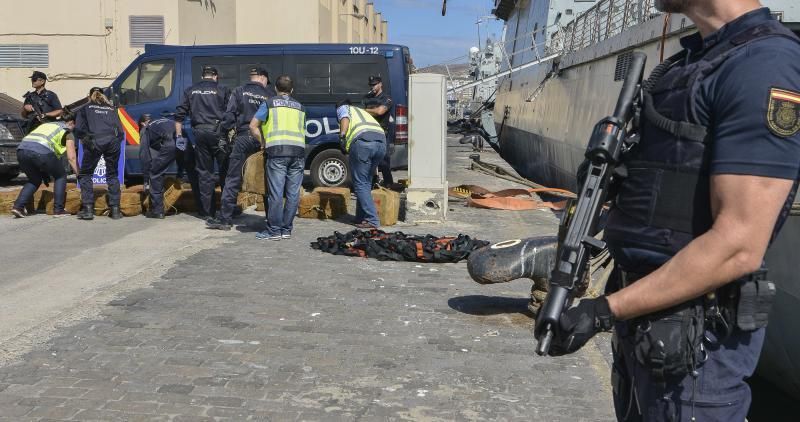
left=129, top=15, right=165, bottom=48
left=0, top=44, right=48, bottom=67
left=118, top=59, right=174, bottom=106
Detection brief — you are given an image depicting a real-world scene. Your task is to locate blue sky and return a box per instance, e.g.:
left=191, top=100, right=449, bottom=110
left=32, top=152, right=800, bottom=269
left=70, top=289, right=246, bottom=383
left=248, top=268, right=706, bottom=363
left=376, top=0, right=505, bottom=68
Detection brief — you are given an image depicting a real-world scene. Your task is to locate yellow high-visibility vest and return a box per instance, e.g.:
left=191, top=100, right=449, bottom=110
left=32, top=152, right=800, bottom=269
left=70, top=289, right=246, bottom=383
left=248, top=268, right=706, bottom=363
left=261, top=97, right=306, bottom=149
left=344, top=106, right=384, bottom=152
left=22, top=122, right=68, bottom=157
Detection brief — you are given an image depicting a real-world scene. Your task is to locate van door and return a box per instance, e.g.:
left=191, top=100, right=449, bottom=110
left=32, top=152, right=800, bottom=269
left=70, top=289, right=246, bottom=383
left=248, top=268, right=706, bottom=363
left=113, top=55, right=179, bottom=175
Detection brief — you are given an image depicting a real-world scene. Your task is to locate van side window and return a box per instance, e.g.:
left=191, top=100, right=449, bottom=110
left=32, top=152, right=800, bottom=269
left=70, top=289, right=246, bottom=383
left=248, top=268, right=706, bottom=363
left=296, top=63, right=330, bottom=94
left=118, top=59, right=175, bottom=106
left=191, top=56, right=283, bottom=89
left=292, top=55, right=388, bottom=102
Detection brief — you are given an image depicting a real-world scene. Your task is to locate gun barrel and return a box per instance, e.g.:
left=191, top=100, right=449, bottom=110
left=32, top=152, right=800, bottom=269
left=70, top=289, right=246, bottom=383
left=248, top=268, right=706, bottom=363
left=612, top=52, right=647, bottom=122
left=534, top=284, right=570, bottom=355
left=536, top=324, right=553, bottom=356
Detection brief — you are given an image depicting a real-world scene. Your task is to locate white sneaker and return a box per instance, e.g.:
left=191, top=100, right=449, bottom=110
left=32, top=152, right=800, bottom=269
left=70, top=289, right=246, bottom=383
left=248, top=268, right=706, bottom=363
left=281, top=233, right=291, bottom=239
left=11, top=208, right=25, bottom=218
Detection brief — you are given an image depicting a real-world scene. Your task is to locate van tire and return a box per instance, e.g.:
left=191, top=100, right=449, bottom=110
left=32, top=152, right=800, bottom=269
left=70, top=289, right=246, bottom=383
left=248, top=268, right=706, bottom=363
left=310, top=149, right=350, bottom=188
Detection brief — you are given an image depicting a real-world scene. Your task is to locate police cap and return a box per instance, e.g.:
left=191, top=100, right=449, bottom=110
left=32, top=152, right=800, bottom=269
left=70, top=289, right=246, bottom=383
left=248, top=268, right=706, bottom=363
left=249, top=67, right=269, bottom=78
left=368, top=75, right=382, bottom=86
left=30, top=71, right=47, bottom=81
left=202, top=66, right=218, bottom=76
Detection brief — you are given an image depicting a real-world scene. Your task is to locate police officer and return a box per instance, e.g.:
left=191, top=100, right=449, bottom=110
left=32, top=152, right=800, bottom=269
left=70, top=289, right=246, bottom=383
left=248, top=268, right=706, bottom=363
left=207, top=67, right=275, bottom=230
left=21, top=71, right=63, bottom=134
left=75, top=88, right=125, bottom=220
left=138, top=114, right=177, bottom=219
left=336, top=99, right=386, bottom=229
left=250, top=75, right=306, bottom=241
left=363, top=75, right=394, bottom=186
left=10, top=113, right=78, bottom=218
left=547, top=1, right=800, bottom=420
left=174, top=66, right=231, bottom=219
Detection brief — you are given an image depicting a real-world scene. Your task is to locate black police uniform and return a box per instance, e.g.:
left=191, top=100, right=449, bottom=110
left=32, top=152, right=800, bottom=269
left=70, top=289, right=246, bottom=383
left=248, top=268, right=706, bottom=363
left=364, top=79, right=394, bottom=185
left=22, top=88, right=62, bottom=134
left=214, top=81, right=275, bottom=224
left=602, top=9, right=800, bottom=421
left=139, top=117, right=177, bottom=216
left=175, top=77, right=231, bottom=217
left=75, top=102, right=125, bottom=210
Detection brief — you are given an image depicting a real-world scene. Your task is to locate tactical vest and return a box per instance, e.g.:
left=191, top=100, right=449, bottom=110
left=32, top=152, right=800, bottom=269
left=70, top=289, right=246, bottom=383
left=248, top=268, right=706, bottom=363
left=21, top=122, right=68, bottom=157
left=261, top=96, right=306, bottom=154
left=606, top=20, right=800, bottom=255
left=344, top=106, right=384, bottom=152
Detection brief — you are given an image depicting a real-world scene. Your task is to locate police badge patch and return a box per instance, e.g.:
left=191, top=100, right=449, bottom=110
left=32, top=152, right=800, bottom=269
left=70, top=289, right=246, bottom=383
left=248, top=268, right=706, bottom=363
left=767, top=88, right=800, bottom=137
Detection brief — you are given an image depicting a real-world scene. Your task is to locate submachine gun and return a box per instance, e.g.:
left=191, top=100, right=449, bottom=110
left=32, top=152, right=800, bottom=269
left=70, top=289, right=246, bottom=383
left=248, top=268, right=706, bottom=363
left=22, top=91, right=49, bottom=134
left=534, top=52, right=647, bottom=356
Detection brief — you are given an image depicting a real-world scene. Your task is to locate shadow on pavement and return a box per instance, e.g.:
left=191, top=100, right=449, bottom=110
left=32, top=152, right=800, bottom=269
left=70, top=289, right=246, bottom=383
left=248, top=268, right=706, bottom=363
left=448, top=295, right=534, bottom=319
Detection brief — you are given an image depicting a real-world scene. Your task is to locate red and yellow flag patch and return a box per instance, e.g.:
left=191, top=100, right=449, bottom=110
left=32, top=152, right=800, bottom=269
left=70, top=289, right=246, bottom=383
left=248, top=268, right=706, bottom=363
left=767, top=88, right=800, bottom=137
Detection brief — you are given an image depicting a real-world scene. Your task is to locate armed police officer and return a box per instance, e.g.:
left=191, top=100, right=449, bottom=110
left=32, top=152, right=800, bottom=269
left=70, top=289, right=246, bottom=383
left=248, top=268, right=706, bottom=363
left=363, top=75, right=394, bottom=186
left=175, top=66, right=231, bottom=219
left=250, top=75, right=306, bottom=241
left=75, top=88, right=125, bottom=220
left=138, top=114, right=177, bottom=219
left=547, top=1, right=800, bottom=420
left=21, top=71, right=63, bottom=134
left=207, top=67, right=275, bottom=231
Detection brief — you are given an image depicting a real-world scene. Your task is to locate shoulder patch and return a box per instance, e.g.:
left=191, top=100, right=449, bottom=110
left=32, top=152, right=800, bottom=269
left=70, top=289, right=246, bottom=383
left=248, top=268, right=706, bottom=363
left=767, top=88, right=800, bottom=137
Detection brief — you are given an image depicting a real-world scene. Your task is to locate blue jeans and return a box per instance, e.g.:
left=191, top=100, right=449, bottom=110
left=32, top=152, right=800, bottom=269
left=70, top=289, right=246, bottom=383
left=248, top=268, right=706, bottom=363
left=349, top=139, right=386, bottom=227
left=14, top=148, right=67, bottom=212
left=265, top=156, right=304, bottom=236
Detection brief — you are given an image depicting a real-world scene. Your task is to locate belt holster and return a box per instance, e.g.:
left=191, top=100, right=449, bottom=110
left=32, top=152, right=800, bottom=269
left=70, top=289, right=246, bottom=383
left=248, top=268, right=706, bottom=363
left=714, top=268, right=775, bottom=335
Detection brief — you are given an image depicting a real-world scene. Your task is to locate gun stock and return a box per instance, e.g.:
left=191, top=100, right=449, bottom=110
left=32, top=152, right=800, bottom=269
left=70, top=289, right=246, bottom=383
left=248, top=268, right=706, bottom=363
left=534, top=52, right=647, bottom=356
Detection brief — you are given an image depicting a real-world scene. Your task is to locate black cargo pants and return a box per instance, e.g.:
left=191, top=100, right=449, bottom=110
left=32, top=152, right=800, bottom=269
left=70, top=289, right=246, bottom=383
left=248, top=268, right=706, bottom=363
left=218, top=133, right=262, bottom=223
left=78, top=138, right=121, bottom=207
left=193, top=126, right=229, bottom=217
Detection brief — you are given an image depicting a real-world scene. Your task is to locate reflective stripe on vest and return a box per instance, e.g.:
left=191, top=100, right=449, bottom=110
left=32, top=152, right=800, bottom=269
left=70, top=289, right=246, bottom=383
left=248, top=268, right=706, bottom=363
left=345, top=106, right=383, bottom=152
left=22, top=122, right=67, bottom=157
left=261, top=104, right=306, bottom=148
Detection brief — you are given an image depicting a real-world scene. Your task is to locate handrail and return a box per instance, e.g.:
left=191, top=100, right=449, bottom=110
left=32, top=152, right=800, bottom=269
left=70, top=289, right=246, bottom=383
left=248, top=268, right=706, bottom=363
left=548, top=0, right=661, bottom=54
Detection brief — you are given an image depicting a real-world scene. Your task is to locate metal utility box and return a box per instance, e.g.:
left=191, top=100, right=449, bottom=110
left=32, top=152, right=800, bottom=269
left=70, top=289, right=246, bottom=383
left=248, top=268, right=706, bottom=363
left=407, top=73, right=448, bottom=222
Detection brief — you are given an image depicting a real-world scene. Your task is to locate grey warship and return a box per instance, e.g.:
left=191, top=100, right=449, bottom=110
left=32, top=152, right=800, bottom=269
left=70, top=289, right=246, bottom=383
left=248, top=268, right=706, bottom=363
left=479, top=0, right=800, bottom=398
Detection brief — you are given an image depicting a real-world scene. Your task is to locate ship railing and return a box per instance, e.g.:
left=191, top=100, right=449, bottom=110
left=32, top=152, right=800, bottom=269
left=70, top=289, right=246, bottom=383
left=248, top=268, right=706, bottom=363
left=548, top=0, right=661, bottom=54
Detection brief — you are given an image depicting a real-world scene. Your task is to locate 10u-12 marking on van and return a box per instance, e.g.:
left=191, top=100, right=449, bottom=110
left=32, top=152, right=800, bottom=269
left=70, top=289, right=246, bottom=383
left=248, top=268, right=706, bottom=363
left=349, top=46, right=380, bottom=55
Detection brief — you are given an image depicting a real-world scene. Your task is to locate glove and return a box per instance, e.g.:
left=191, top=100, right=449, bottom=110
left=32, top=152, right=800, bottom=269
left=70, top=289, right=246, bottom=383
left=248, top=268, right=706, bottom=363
left=175, top=136, right=187, bottom=151
left=548, top=296, right=615, bottom=357
left=339, top=136, right=348, bottom=154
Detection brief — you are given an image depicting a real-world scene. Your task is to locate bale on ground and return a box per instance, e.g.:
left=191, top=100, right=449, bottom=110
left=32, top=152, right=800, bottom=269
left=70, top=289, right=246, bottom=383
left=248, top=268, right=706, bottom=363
left=242, top=152, right=266, bottom=195
left=120, top=192, right=143, bottom=216
left=372, top=187, right=400, bottom=226
left=0, top=188, right=26, bottom=215
left=299, top=190, right=348, bottom=220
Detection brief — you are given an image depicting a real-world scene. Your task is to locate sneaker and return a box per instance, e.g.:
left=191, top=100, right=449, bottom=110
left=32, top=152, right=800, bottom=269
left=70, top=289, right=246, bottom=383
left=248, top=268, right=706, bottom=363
left=207, top=220, right=232, bottom=231
left=52, top=210, right=70, bottom=218
left=281, top=233, right=291, bottom=239
left=10, top=208, right=25, bottom=218
left=355, top=221, right=377, bottom=229
left=255, top=231, right=281, bottom=241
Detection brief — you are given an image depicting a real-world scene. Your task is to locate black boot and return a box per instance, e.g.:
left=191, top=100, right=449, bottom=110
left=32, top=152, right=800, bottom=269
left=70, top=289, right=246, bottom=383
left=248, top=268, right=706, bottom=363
left=77, top=205, right=94, bottom=220
left=110, top=206, right=122, bottom=220
left=146, top=210, right=165, bottom=219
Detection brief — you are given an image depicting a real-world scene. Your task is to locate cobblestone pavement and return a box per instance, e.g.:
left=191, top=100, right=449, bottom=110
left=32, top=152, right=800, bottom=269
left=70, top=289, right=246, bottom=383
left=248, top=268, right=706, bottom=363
left=0, top=139, right=616, bottom=421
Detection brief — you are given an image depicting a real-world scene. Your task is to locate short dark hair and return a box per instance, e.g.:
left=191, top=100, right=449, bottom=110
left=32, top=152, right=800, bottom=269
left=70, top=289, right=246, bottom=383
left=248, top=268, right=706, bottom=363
left=336, top=99, right=351, bottom=109
left=61, top=112, right=75, bottom=122
left=275, top=75, right=293, bottom=93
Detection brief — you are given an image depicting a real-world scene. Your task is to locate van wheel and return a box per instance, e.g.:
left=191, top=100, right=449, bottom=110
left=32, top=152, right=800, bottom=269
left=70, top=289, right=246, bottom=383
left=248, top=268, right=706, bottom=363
left=310, top=149, right=350, bottom=187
